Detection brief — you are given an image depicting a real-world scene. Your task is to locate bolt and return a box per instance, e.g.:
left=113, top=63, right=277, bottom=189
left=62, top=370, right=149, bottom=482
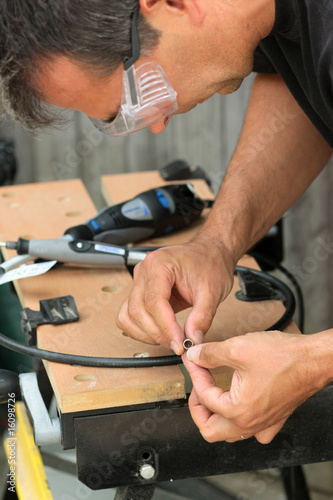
left=139, top=464, right=155, bottom=480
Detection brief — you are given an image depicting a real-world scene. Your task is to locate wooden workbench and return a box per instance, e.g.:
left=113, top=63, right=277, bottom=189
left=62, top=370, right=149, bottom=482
left=0, top=172, right=298, bottom=414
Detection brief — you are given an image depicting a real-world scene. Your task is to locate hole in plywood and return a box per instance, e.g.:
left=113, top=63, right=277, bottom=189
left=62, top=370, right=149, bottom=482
left=65, top=211, right=81, bottom=217
left=74, top=373, right=95, bottom=382
left=134, top=352, right=149, bottom=358
left=58, top=196, right=71, bottom=203
left=122, top=331, right=129, bottom=337
left=102, top=285, right=120, bottom=293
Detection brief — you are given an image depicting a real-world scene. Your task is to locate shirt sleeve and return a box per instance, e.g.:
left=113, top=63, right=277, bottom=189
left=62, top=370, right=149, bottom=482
left=253, top=43, right=278, bottom=74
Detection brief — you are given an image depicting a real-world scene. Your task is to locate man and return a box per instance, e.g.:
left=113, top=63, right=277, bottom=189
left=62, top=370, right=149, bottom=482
left=1, top=0, right=332, bottom=444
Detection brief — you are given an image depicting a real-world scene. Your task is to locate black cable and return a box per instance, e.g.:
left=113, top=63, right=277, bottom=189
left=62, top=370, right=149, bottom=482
left=0, top=332, right=182, bottom=367
left=249, top=250, right=304, bottom=332
left=236, top=266, right=296, bottom=331
left=0, top=267, right=296, bottom=368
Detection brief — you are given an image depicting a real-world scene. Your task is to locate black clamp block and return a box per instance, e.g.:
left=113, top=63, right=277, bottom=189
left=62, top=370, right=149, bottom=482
left=236, top=269, right=282, bottom=302
left=159, top=159, right=212, bottom=188
left=21, top=295, right=79, bottom=346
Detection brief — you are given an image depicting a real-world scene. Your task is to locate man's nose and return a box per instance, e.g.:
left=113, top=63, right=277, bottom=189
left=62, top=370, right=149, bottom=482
left=148, top=116, right=172, bottom=134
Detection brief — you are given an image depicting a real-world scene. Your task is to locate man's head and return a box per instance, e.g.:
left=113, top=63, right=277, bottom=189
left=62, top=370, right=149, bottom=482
left=0, top=0, right=160, bottom=130
left=0, top=0, right=275, bottom=134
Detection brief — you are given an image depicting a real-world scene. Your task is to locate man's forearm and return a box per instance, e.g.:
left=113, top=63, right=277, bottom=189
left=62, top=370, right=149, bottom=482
left=308, top=329, right=333, bottom=390
left=198, top=74, right=332, bottom=266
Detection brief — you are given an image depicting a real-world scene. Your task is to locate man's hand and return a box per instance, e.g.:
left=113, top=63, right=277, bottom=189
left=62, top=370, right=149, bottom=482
left=183, top=331, right=323, bottom=443
left=116, top=236, right=235, bottom=354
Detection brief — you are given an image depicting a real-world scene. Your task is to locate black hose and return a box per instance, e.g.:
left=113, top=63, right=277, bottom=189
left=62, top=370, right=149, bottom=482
left=248, top=250, right=304, bottom=332
left=236, top=266, right=296, bottom=331
left=0, top=332, right=182, bottom=367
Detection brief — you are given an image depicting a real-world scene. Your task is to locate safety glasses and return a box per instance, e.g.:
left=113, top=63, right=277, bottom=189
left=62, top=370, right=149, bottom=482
left=89, top=6, right=178, bottom=137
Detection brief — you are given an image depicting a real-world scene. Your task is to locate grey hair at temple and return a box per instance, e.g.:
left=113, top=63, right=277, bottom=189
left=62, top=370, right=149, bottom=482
left=0, top=0, right=160, bottom=130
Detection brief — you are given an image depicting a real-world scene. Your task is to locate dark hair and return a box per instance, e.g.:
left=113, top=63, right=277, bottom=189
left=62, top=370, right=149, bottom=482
left=0, top=0, right=161, bottom=130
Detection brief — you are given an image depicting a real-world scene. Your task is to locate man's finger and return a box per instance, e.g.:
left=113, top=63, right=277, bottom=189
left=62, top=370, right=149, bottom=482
left=117, top=298, right=162, bottom=346
left=183, top=353, right=217, bottom=390
left=145, top=294, right=185, bottom=353
left=188, top=388, right=214, bottom=429
left=184, top=290, right=220, bottom=342
left=142, top=260, right=186, bottom=353
left=186, top=340, right=243, bottom=370
left=254, top=419, right=287, bottom=444
left=183, top=354, right=236, bottom=418
left=121, top=265, right=184, bottom=350
left=189, top=390, right=254, bottom=443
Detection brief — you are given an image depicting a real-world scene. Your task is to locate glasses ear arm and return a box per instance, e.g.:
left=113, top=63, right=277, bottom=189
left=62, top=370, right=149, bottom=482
left=123, top=5, right=141, bottom=106
left=123, top=5, right=141, bottom=70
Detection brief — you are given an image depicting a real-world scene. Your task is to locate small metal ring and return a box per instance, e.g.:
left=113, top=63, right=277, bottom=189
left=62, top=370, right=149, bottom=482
left=183, top=338, right=194, bottom=350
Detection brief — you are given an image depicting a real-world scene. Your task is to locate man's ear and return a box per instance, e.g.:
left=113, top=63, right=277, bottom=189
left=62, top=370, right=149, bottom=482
left=139, top=0, right=207, bottom=26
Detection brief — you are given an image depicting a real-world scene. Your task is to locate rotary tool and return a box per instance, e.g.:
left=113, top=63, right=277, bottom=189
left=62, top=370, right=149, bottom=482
left=0, top=183, right=213, bottom=275
left=65, top=183, right=213, bottom=245
left=0, top=237, right=147, bottom=270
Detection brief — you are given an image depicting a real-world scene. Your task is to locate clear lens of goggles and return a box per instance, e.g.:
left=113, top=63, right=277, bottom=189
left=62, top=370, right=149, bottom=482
left=90, top=62, right=178, bottom=137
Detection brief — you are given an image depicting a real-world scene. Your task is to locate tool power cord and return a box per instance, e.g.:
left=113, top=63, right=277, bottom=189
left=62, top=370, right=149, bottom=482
left=0, top=266, right=296, bottom=368
left=248, top=250, right=304, bottom=333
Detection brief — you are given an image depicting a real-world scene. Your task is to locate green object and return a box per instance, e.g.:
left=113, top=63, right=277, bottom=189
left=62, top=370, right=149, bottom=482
left=0, top=281, right=33, bottom=373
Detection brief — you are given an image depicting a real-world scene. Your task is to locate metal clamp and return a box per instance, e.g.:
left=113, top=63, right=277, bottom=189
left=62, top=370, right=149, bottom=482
left=19, top=372, right=61, bottom=446
left=21, top=295, right=79, bottom=346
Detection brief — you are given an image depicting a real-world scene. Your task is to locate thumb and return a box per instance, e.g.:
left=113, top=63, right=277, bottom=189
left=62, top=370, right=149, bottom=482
left=184, top=292, right=219, bottom=343
left=186, top=339, right=243, bottom=370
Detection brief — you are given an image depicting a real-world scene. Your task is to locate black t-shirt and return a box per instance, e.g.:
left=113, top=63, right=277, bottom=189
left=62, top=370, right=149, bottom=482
left=253, top=0, right=333, bottom=147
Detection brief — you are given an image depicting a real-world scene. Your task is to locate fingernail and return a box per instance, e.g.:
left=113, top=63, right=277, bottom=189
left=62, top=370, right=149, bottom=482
left=194, top=330, right=204, bottom=344
left=186, top=345, right=202, bottom=362
left=170, top=341, right=180, bottom=355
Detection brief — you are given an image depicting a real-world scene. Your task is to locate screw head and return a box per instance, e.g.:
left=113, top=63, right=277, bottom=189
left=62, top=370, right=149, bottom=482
left=139, top=464, right=155, bottom=480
